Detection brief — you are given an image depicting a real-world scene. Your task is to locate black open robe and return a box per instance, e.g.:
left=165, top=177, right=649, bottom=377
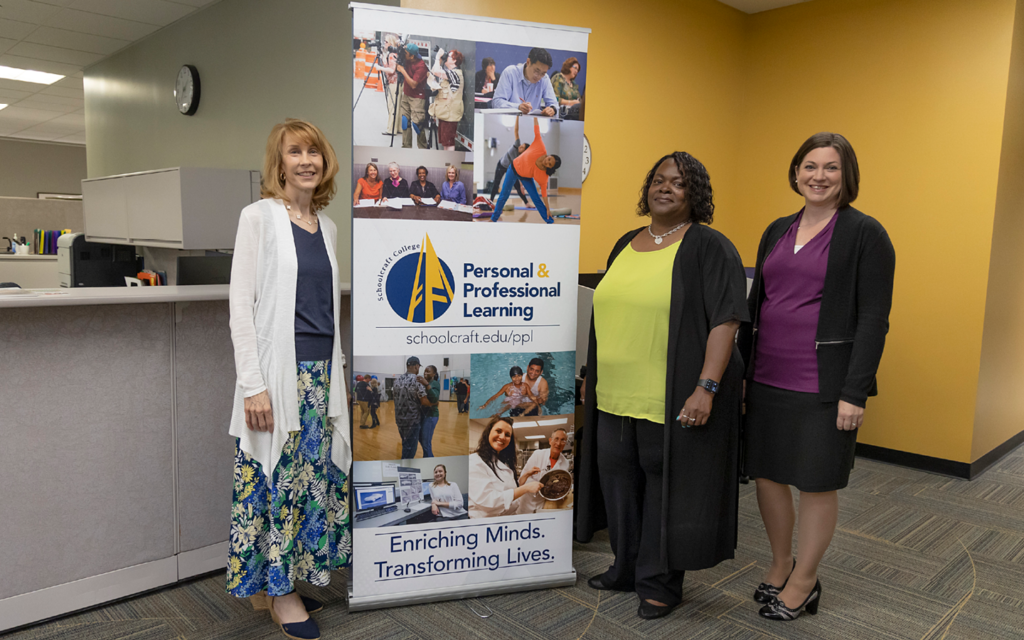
left=575, top=224, right=750, bottom=572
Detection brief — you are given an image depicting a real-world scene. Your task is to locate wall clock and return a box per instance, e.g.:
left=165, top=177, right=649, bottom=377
left=175, top=65, right=200, bottom=116
left=582, top=134, right=592, bottom=182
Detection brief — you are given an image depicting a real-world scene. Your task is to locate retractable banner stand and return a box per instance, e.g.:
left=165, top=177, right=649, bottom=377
left=349, top=3, right=588, bottom=611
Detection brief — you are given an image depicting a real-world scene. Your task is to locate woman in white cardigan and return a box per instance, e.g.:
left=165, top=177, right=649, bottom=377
left=225, top=119, right=350, bottom=640
left=468, top=417, right=543, bottom=518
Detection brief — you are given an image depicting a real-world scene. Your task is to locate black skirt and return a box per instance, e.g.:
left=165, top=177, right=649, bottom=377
left=743, top=381, right=856, bottom=492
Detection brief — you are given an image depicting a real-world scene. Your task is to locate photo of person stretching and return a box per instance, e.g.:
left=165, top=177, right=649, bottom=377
left=490, top=116, right=560, bottom=224
left=478, top=366, right=540, bottom=416
left=488, top=115, right=531, bottom=207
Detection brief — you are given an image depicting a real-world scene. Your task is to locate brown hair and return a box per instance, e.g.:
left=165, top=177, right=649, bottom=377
left=788, top=132, right=860, bottom=207
left=431, top=464, right=449, bottom=487
left=260, top=118, right=339, bottom=212
left=363, top=162, right=380, bottom=182
left=448, top=49, right=464, bottom=69
left=560, top=57, right=580, bottom=77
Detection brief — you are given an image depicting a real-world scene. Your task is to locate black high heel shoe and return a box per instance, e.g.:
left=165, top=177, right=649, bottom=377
left=753, top=558, right=796, bottom=603
left=758, top=580, right=821, bottom=621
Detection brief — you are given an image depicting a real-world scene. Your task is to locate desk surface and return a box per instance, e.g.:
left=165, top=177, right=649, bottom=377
left=0, top=283, right=352, bottom=309
left=354, top=205, right=473, bottom=222
left=354, top=500, right=433, bottom=529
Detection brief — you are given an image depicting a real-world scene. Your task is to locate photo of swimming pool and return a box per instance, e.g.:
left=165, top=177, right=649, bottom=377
left=470, top=351, right=576, bottom=419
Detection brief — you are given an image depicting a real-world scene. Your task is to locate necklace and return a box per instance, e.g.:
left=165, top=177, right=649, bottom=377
left=286, top=204, right=316, bottom=227
left=648, top=220, right=689, bottom=245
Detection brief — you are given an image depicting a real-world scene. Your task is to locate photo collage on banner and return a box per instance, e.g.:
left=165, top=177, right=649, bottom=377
left=349, top=3, right=588, bottom=608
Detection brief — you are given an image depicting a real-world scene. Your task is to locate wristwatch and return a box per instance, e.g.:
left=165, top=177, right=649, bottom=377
left=696, top=378, right=719, bottom=394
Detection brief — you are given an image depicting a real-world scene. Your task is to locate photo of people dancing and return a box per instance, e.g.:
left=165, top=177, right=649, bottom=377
left=490, top=115, right=560, bottom=224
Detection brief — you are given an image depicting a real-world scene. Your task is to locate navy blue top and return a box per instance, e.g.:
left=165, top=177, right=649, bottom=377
left=292, top=222, right=334, bottom=362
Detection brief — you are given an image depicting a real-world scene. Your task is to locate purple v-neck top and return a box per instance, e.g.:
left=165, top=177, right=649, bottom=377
left=753, top=211, right=838, bottom=393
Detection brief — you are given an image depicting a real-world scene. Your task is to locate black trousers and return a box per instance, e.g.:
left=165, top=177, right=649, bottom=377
left=596, top=410, right=685, bottom=606
left=490, top=162, right=529, bottom=204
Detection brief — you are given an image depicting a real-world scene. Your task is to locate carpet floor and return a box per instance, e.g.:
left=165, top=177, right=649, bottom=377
left=8, top=444, right=1024, bottom=640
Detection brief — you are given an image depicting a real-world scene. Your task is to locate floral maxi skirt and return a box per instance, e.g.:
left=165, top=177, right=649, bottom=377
left=226, top=360, right=351, bottom=597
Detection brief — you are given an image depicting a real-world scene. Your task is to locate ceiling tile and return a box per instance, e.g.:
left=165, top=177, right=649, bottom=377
left=0, top=88, right=35, bottom=101
left=24, top=26, right=130, bottom=55
left=0, top=105, right=60, bottom=122
left=48, top=111, right=84, bottom=126
left=0, top=37, right=18, bottom=55
left=0, top=77, right=46, bottom=91
left=69, top=0, right=194, bottom=27
left=9, top=129, right=65, bottom=141
left=15, top=98, right=80, bottom=112
left=44, top=8, right=159, bottom=40
left=39, top=85, right=84, bottom=98
left=20, top=118, right=81, bottom=133
left=166, top=0, right=219, bottom=6
left=0, top=53, right=80, bottom=76
left=53, top=75, right=83, bottom=88
left=0, top=18, right=38, bottom=40
left=9, top=42, right=103, bottom=66
left=18, top=92, right=83, bottom=105
left=52, top=132, right=86, bottom=144
left=0, top=1, right=62, bottom=25
left=35, top=1, right=78, bottom=6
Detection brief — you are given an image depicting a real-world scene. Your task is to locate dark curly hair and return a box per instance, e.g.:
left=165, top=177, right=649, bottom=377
left=636, top=152, right=714, bottom=224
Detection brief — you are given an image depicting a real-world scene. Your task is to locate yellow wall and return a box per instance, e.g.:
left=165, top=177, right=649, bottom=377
left=402, top=0, right=749, bottom=273
left=737, top=0, right=1016, bottom=462
left=973, top=0, right=1024, bottom=461
left=403, top=0, right=1021, bottom=463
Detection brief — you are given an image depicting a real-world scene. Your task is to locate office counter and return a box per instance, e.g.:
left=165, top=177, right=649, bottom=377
left=0, top=285, right=351, bottom=631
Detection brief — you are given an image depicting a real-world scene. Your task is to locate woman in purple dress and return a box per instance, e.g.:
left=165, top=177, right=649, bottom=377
left=738, top=132, right=895, bottom=621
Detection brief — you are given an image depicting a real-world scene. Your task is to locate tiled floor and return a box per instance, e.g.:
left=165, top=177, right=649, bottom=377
left=8, top=444, right=1024, bottom=639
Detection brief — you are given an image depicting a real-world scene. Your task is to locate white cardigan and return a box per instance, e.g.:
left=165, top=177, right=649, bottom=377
left=228, top=198, right=351, bottom=476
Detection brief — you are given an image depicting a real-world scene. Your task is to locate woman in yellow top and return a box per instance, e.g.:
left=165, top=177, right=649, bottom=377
left=575, top=152, right=749, bottom=620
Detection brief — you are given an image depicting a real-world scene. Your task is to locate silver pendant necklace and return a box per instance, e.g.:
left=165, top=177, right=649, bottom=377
left=648, top=220, right=689, bottom=245
left=286, top=204, right=315, bottom=227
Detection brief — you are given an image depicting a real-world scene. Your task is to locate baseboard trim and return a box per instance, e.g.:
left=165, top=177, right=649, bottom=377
left=970, top=428, right=1024, bottom=479
left=0, top=556, right=178, bottom=633
left=857, top=429, right=1024, bottom=480
left=177, top=541, right=228, bottom=580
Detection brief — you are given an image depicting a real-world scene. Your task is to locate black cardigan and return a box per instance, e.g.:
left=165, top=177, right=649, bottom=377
left=575, top=224, right=749, bottom=571
left=736, top=206, right=895, bottom=407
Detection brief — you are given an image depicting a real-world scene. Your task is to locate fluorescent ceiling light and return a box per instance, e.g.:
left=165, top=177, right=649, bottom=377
left=537, top=417, right=568, bottom=426
left=524, top=435, right=546, bottom=439
left=0, top=104, right=7, bottom=111
left=0, top=66, right=64, bottom=85
left=512, top=421, right=538, bottom=428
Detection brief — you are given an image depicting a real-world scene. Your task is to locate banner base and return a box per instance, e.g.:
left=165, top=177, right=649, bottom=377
left=347, top=569, right=577, bottom=612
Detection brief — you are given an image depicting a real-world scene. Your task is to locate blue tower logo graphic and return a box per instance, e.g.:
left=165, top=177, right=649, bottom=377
left=385, top=234, right=455, bottom=323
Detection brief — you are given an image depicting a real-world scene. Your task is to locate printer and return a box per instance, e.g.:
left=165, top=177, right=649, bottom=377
left=58, top=233, right=140, bottom=288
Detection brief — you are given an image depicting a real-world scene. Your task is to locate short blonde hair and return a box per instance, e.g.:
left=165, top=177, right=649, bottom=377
left=261, top=118, right=339, bottom=212
left=446, top=165, right=459, bottom=180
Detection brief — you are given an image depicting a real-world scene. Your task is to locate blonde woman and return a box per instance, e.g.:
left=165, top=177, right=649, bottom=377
left=428, top=47, right=465, bottom=151
left=226, top=118, right=351, bottom=640
left=440, top=165, right=466, bottom=204
left=429, top=464, right=468, bottom=520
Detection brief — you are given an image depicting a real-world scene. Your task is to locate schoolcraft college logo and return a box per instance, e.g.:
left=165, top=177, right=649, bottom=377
left=383, top=234, right=455, bottom=323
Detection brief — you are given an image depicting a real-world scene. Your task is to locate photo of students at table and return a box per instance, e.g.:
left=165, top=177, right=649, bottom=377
left=352, top=150, right=477, bottom=221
